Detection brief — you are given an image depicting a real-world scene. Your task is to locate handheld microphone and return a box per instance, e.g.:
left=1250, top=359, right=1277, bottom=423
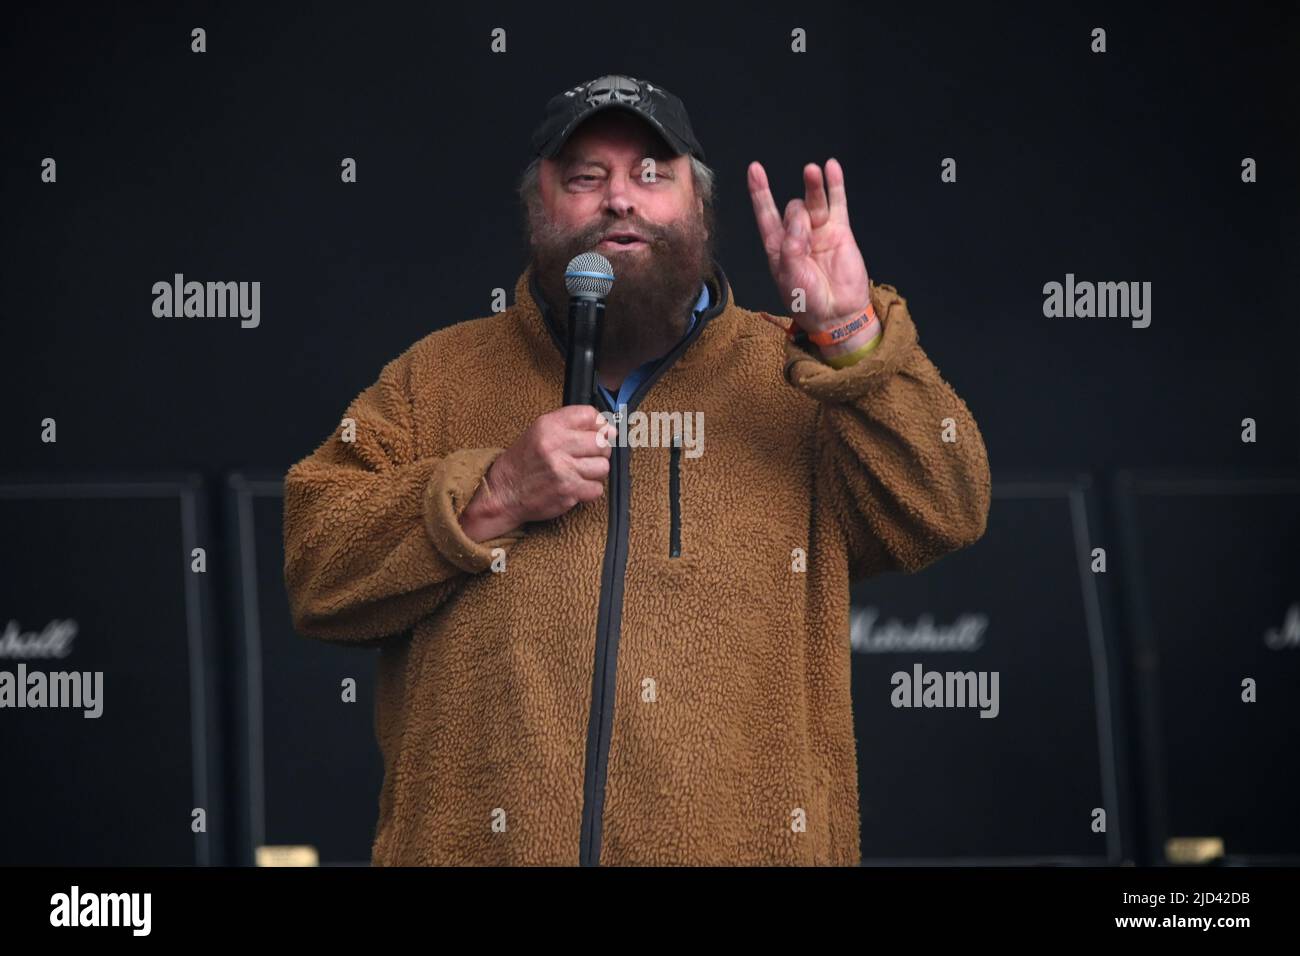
left=562, top=252, right=613, bottom=406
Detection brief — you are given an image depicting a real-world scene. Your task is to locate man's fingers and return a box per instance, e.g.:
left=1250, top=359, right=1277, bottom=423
left=803, top=162, right=829, bottom=227
left=592, top=419, right=617, bottom=454
left=551, top=418, right=614, bottom=458
left=575, top=480, right=606, bottom=504
left=824, top=157, right=849, bottom=224
left=782, top=199, right=811, bottom=262
left=586, top=422, right=616, bottom=457
left=572, top=455, right=611, bottom=482
left=555, top=404, right=605, bottom=429
left=747, top=161, right=784, bottom=275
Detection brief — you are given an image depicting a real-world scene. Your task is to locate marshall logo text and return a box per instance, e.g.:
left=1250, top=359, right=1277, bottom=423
left=0, top=618, right=77, bottom=658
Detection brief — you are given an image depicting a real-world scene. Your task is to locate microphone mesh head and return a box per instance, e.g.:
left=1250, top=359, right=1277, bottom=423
left=565, top=252, right=615, bottom=298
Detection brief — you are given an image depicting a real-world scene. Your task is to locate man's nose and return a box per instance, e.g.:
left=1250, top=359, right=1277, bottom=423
left=601, top=172, right=636, bottom=217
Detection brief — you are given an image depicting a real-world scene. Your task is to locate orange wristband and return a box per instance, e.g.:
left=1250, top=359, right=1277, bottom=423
left=787, top=302, right=878, bottom=346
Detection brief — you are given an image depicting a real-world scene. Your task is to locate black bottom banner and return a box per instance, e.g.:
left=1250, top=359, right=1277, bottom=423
left=3, top=864, right=1289, bottom=940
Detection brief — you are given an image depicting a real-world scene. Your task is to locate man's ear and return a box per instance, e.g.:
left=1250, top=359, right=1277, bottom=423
left=698, top=197, right=707, bottom=238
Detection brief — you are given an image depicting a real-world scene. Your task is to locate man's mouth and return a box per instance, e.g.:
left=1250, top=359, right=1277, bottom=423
left=599, top=232, right=649, bottom=250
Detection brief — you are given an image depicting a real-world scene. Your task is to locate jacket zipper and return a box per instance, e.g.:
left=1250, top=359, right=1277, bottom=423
left=580, top=398, right=625, bottom=866
left=529, top=267, right=728, bottom=865
left=669, top=436, right=682, bottom=558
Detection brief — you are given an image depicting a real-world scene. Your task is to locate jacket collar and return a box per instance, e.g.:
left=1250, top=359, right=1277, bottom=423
left=513, top=259, right=737, bottom=384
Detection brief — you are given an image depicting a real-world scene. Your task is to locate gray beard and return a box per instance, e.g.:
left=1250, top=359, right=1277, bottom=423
left=527, top=211, right=713, bottom=377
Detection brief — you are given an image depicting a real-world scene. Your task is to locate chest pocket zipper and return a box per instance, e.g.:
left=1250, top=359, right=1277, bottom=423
left=669, top=434, right=682, bottom=558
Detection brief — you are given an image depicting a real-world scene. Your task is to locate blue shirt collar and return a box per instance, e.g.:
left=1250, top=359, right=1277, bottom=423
left=598, top=281, right=711, bottom=409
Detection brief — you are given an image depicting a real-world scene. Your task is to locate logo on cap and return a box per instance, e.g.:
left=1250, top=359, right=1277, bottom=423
left=583, top=75, right=644, bottom=107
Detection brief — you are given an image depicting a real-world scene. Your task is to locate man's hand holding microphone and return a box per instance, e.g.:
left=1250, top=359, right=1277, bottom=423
left=459, top=406, right=616, bottom=542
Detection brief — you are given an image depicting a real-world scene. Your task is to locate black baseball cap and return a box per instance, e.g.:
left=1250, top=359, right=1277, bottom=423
left=530, top=74, right=707, bottom=164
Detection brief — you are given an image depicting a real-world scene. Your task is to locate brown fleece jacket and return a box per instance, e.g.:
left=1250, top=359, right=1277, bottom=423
left=282, top=261, right=991, bottom=866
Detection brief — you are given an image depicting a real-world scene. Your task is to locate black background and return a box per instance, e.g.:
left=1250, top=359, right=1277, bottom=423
left=3, top=2, right=1296, bottom=477
left=2, top=0, right=1297, bottom=868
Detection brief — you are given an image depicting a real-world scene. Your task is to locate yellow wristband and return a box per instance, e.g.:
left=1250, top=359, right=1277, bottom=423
left=823, top=329, right=882, bottom=369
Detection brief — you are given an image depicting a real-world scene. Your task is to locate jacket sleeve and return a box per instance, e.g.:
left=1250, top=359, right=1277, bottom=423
left=782, top=280, right=992, bottom=580
left=282, top=346, right=525, bottom=645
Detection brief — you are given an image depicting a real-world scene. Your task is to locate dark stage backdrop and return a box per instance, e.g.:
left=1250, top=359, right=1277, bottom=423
left=1, top=1, right=1296, bottom=866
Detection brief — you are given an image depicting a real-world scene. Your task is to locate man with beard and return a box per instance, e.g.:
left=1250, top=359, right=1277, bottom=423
left=282, top=74, right=992, bottom=866
left=522, top=109, right=716, bottom=395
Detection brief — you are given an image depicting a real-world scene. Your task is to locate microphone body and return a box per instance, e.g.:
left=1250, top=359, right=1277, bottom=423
left=563, top=295, right=605, bottom=406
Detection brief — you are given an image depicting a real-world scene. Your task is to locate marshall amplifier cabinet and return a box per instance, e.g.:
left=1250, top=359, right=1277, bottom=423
left=850, top=473, right=1131, bottom=865
left=227, top=473, right=383, bottom=866
left=1115, top=469, right=1300, bottom=865
left=0, top=476, right=222, bottom=865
